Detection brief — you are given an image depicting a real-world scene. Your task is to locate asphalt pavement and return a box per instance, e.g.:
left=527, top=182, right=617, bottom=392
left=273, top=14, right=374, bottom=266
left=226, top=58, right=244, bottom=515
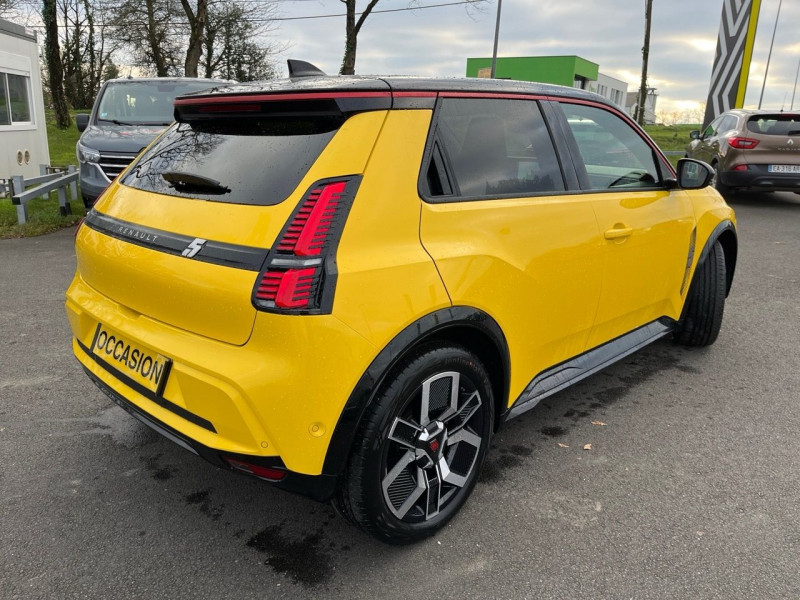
left=1, top=191, right=799, bottom=599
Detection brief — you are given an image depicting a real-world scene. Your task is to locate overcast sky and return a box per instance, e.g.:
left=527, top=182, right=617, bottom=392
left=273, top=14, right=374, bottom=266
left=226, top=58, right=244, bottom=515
left=270, top=0, right=800, bottom=118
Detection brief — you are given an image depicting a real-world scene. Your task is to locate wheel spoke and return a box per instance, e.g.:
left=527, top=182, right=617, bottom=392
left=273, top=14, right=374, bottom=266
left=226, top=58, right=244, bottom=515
left=447, top=427, right=482, bottom=450
left=382, top=450, right=425, bottom=519
left=444, top=390, right=482, bottom=434
left=388, top=418, right=421, bottom=449
left=420, top=371, right=460, bottom=426
left=424, top=465, right=442, bottom=519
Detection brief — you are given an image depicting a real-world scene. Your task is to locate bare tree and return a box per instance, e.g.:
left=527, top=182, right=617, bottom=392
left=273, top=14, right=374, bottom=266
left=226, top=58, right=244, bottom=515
left=111, top=0, right=181, bottom=76
left=339, top=0, right=380, bottom=75
left=43, top=0, right=71, bottom=128
left=179, top=0, right=207, bottom=77
left=339, top=0, right=487, bottom=76
left=202, top=2, right=279, bottom=81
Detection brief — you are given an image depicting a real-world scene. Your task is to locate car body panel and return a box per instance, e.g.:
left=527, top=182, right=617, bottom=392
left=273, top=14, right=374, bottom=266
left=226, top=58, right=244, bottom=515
left=587, top=188, right=695, bottom=347
left=420, top=192, right=604, bottom=407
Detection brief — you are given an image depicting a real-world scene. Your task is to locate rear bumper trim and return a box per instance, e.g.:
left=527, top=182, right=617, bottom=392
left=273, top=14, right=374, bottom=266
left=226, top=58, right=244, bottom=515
left=77, top=337, right=217, bottom=433
left=81, top=364, right=339, bottom=502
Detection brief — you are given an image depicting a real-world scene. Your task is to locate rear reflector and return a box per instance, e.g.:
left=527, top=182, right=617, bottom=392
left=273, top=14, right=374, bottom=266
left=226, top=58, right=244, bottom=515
left=252, top=176, right=361, bottom=314
left=224, top=457, right=287, bottom=481
left=728, top=137, right=759, bottom=149
left=732, top=164, right=749, bottom=171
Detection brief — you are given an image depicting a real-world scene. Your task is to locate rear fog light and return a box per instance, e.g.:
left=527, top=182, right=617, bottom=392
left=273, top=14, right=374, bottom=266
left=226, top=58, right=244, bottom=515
left=224, top=457, right=287, bottom=481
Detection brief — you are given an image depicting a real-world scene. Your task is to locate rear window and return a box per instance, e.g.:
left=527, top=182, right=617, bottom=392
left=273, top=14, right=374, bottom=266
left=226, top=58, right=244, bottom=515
left=120, top=117, right=341, bottom=206
left=747, top=114, right=800, bottom=136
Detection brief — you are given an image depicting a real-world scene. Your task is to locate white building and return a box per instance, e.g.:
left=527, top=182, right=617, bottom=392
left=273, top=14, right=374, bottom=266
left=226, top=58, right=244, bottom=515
left=591, top=73, right=628, bottom=109
left=625, top=88, right=659, bottom=125
left=1, top=18, right=50, bottom=181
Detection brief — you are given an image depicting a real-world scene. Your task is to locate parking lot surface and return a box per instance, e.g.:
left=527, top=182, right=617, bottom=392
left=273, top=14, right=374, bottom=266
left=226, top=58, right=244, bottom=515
left=1, top=192, right=799, bottom=599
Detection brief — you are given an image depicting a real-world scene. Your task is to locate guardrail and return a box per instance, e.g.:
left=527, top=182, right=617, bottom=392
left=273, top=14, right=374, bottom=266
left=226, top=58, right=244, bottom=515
left=10, top=165, right=79, bottom=224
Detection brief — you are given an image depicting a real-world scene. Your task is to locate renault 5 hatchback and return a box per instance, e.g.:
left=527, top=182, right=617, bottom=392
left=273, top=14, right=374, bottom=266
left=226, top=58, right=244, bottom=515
left=686, top=109, right=800, bottom=195
left=67, top=61, right=737, bottom=544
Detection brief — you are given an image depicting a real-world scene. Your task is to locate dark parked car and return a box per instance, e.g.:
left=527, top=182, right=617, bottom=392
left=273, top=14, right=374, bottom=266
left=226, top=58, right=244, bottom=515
left=76, top=77, right=229, bottom=207
left=686, top=109, right=800, bottom=195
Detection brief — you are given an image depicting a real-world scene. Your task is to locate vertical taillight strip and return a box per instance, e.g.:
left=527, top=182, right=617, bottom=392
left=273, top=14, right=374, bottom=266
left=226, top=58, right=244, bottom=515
left=252, top=176, right=362, bottom=314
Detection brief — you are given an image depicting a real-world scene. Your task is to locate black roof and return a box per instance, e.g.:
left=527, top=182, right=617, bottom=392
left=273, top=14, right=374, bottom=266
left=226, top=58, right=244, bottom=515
left=180, top=74, right=611, bottom=108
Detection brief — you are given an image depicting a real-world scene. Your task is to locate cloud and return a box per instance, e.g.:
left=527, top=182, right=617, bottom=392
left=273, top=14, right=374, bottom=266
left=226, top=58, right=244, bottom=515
left=271, top=0, right=800, bottom=115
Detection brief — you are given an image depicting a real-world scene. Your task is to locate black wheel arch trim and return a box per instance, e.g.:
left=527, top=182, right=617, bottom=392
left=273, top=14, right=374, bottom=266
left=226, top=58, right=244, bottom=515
left=321, top=306, right=510, bottom=476
left=697, top=219, right=737, bottom=296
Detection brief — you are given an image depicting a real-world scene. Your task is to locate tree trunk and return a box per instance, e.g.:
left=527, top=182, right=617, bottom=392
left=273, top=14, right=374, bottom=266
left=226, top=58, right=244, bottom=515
left=339, top=0, right=380, bottom=75
left=340, top=0, right=356, bottom=75
left=43, top=0, right=72, bottom=129
left=145, top=0, right=169, bottom=76
left=181, top=0, right=207, bottom=77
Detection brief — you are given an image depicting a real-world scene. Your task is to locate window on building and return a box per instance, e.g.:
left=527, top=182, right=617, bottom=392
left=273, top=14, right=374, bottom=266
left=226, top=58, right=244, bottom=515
left=0, top=72, right=32, bottom=125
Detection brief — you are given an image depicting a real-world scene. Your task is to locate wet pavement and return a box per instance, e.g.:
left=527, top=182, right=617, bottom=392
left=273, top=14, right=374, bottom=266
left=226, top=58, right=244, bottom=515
left=1, top=192, right=799, bottom=599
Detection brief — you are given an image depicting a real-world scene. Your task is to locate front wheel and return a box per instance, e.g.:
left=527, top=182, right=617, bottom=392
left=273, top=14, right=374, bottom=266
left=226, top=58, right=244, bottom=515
left=675, top=240, right=726, bottom=346
left=335, top=344, right=494, bottom=544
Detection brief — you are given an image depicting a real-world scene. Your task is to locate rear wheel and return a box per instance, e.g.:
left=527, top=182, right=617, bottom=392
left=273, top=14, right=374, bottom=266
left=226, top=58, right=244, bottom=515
left=675, top=240, right=726, bottom=346
left=335, top=344, right=493, bottom=544
left=710, top=162, right=730, bottom=195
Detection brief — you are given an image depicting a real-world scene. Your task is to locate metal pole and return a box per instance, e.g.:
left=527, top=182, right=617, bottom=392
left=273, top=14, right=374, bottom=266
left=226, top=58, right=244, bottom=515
left=791, top=56, right=800, bottom=110
left=490, top=0, right=503, bottom=79
left=758, top=0, right=782, bottom=109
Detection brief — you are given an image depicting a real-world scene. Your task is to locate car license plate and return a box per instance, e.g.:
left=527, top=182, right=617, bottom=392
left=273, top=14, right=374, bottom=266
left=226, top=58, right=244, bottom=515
left=90, top=323, right=171, bottom=394
left=768, top=164, right=800, bottom=173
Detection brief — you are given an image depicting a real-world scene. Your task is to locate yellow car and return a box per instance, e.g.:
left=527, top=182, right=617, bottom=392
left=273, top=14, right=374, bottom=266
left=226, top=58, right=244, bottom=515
left=66, top=61, right=737, bottom=544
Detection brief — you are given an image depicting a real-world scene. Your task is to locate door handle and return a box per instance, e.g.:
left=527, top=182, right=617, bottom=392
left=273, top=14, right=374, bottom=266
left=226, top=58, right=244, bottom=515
left=604, top=225, right=633, bottom=240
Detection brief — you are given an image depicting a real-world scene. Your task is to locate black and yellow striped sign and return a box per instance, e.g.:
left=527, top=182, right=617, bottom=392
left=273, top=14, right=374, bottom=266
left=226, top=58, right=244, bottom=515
left=703, top=0, right=761, bottom=127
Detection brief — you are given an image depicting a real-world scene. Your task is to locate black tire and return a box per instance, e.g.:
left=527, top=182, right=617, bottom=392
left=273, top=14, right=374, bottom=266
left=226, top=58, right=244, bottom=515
left=675, top=240, right=726, bottom=346
left=710, top=163, right=730, bottom=195
left=335, top=344, right=494, bottom=544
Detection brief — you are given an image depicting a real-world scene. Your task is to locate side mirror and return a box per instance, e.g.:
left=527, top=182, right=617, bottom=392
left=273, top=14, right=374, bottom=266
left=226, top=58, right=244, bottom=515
left=676, top=158, right=714, bottom=189
left=689, top=130, right=700, bottom=140
left=76, top=113, right=90, bottom=132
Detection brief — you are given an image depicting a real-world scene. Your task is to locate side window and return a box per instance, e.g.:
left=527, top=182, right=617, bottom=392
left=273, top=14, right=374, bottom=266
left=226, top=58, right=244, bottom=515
left=703, top=116, right=723, bottom=138
left=718, top=115, right=738, bottom=134
left=561, top=103, right=660, bottom=191
left=429, top=97, right=565, bottom=199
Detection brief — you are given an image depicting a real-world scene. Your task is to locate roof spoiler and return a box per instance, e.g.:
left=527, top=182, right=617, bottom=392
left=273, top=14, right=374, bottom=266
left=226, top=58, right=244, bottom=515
left=287, top=59, right=327, bottom=80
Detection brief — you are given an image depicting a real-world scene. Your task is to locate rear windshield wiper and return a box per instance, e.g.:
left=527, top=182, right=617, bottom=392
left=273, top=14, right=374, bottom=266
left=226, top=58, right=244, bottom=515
left=162, top=171, right=231, bottom=195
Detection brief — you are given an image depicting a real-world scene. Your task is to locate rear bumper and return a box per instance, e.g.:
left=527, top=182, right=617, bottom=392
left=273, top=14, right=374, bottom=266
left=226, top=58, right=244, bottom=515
left=83, top=366, right=338, bottom=502
left=66, top=271, right=378, bottom=477
left=720, top=166, right=800, bottom=192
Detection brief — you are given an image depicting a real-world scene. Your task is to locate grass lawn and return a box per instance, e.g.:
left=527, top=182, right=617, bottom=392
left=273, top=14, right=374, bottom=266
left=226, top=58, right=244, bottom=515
left=1, top=109, right=85, bottom=239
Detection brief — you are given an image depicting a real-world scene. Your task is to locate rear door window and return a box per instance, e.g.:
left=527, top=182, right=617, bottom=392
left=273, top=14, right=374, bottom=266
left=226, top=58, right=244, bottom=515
left=427, top=97, right=565, bottom=199
left=120, top=117, right=341, bottom=206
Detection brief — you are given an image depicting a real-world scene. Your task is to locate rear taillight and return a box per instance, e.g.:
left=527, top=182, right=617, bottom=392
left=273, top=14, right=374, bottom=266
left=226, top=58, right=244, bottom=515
left=252, top=176, right=361, bottom=314
left=728, top=137, right=759, bottom=149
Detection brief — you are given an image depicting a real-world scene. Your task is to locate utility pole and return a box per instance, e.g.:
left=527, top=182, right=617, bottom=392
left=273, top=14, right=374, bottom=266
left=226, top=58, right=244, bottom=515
left=636, top=0, right=653, bottom=126
left=758, top=0, right=782, bottom=109
left=490, top=0, right=503, bottom=79
left=790, top=56, right=799, bottom=110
